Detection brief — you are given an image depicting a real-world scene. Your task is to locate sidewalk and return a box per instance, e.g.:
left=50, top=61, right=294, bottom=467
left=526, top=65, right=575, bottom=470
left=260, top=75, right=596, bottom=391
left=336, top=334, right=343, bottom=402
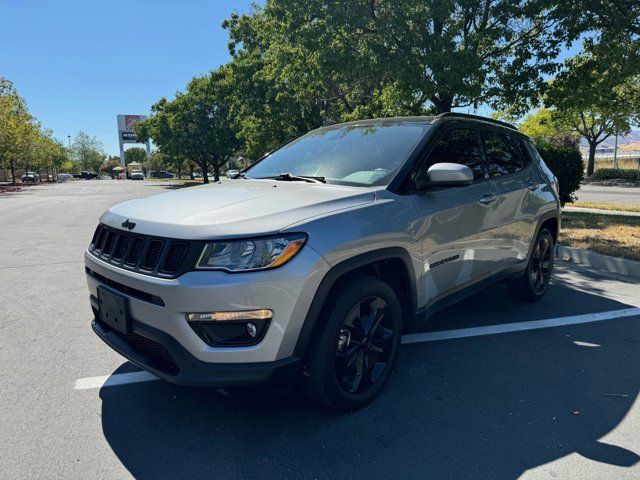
left=562, top=206, right=640, bottom=217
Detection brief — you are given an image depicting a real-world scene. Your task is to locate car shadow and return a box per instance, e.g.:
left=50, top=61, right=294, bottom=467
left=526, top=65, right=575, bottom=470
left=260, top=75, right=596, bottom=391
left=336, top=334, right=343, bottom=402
left=99, top=282, right=640, bottom=479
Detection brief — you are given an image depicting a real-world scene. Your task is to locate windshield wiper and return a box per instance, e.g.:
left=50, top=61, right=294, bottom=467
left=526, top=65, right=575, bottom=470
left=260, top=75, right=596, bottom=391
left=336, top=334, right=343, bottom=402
left=270, top=173, right=326, bottom=184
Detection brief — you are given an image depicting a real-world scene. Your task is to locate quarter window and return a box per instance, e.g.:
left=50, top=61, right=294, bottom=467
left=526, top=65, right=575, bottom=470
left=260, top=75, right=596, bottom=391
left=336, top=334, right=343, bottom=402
left=481, top=131, right=524, bottom=177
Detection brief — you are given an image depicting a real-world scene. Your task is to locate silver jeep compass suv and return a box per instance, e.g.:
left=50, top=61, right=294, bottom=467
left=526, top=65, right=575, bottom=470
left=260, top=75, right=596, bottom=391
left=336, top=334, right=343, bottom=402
left=85, top=113, right=559, bottom=411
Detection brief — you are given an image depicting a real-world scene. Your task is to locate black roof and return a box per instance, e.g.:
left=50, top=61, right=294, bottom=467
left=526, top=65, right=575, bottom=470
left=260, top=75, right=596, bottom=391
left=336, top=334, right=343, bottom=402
left=435, top=112, right=517, bottom=130
left=319, top=112, right=517, bottom=131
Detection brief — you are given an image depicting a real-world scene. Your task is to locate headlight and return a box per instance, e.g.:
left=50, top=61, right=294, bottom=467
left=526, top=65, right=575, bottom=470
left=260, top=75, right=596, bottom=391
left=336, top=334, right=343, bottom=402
left=196, top=233, right=307, bottom=271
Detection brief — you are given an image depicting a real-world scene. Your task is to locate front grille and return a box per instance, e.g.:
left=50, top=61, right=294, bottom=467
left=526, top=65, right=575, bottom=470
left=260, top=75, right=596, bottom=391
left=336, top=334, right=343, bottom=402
left=89, top=224, right=196, bottom=278
left=142, top=240, right=164, bottom=270
left=102, top=231, right=117, bottom=256
left=112, top=235, right=129, bottom=261
left=124, top=236, right=144, bottom=266
left=161, top=243, right=188, bottom=273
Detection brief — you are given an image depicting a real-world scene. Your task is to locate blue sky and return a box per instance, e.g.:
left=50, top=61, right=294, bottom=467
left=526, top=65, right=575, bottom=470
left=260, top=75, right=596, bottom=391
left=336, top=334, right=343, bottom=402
left=1, top=1, right=601, bottom=156
left=0, top=0, right=255, bottom=155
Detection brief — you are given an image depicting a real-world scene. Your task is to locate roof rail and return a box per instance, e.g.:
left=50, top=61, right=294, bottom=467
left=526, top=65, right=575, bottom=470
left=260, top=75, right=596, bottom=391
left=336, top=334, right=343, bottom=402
left=435, top=112, right=517, bottom=130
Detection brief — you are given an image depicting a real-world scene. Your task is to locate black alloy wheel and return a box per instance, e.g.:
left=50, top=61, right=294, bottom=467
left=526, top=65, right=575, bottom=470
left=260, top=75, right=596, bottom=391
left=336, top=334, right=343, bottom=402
left=334, top=296, right=395, bottom=394
left=507, top=228, right=555, bottom=302
left=302, top=275, right=402, bottom=411
left=529, top=233, right=553, bottom=294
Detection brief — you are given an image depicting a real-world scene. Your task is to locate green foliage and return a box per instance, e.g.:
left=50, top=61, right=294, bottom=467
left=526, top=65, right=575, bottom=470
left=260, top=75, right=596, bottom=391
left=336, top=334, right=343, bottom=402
left=593, top=169, right=640, bottom=181
left=536, top=144, right=584, bottom=205
left=124, top=147, right=147, bottom=166
left=136, top=70, right=240, bottom=182
left=519, top=109, right=578, bottom=147
left=71, top=132, right=104, bottom=172
left=546, top=51, right=640, bottom=176
left=0, top=78, right=71, bottom=182
left=221, top=0, right=575, bottom=158
left=101, top=156, right=122, bottom=175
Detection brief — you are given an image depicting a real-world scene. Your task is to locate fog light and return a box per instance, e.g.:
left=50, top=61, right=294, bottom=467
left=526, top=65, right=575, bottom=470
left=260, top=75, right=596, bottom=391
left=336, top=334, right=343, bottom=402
left=186, top=310, right=272, bottom=347
left=246, top=322, right=257, bottom=338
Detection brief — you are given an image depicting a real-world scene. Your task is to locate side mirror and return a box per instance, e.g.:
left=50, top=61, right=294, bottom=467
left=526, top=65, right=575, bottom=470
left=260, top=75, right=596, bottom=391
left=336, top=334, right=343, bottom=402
left=427, top=163, right=473, bottom=187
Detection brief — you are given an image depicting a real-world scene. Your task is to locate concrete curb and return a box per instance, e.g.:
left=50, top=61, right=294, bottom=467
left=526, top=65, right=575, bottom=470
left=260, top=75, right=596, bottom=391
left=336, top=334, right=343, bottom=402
left=557, top=245, right=640, bottom=278
left=582, top=180, right=640, bottom=187
left=563, top=206, right=640, bottom=217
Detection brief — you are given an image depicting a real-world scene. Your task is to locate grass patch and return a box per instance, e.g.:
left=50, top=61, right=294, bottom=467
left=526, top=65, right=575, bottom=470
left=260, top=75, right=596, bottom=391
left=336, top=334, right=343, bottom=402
left=595, top=158, right=640, bottom=170
left=560, top=211, right=640, bottom=261
left=571, top=202, right=640, bottom=213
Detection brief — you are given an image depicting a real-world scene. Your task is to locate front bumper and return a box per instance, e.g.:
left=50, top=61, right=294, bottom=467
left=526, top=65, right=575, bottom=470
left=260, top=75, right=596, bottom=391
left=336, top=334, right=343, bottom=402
left=91, top=313, right=301, bottom=387
left=85, top=244, right=330, bottom=376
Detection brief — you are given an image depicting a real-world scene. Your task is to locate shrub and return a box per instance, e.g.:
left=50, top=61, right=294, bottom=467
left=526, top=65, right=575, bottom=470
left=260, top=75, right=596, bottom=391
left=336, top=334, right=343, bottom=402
left=536, top=144, right=584, bottom=205
left=592, top=168, right=640, bottom=181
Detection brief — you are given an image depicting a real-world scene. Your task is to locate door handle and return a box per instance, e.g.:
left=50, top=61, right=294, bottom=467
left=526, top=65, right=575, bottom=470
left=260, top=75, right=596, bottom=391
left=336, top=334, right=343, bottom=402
left=478, top=193, right=498, bottom=205
left=527, top=182, right=540, bottom=191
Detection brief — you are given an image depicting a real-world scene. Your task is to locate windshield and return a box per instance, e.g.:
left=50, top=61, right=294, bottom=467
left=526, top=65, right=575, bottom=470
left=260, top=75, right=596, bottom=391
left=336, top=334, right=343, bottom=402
left=245, top=123, right=429, bottom=186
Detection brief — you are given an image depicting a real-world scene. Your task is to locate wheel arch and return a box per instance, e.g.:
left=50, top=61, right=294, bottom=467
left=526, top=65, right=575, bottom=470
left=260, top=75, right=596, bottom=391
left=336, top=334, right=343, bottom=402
left=526, top=210, right=559, bottom=261
left=293, top=247, right=417, bottom=359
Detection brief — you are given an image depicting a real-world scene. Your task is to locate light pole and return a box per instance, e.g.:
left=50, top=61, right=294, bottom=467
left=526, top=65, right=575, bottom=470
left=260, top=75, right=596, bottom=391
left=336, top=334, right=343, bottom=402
left=613, top=130, right=619, bottom=170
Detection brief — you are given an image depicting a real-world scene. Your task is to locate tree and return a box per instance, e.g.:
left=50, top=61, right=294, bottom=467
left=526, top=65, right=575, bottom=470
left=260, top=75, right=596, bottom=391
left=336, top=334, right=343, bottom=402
left=0, top=78, right=35, bottom=184
left=101, top=156, right=122, bottom=176
left=124, top=147, right=148, bottom=168
left=553, top=1, right=640, bottom=82
left=222, top=0, right=573, bottom=155
left=71, top=132, right=104, bottom=172
left=546, top=54, right=640, bottom=176
left=136, top=70, right=240, bottom=183
left=1, top=78, right=71, bottom=183
left=518, top=109, right=578, bottom=147
left=26, top=130, right=69, bottom=181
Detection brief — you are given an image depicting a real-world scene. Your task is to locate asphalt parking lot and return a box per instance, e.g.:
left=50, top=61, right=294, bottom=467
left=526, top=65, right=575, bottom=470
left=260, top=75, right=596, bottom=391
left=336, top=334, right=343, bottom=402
left=1, top=180, right=639, bottom=479
left=576, top=184, right=640, bottom=206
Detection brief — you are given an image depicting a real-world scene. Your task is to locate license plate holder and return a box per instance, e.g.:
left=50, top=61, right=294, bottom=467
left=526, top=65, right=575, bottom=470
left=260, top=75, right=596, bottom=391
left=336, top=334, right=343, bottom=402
left=97, top=286, right=130, bottom=334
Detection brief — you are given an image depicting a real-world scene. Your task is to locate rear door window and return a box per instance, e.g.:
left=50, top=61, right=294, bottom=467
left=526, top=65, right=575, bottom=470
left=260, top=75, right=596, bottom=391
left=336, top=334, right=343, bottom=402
left=481, top=131, right=524, bottom=177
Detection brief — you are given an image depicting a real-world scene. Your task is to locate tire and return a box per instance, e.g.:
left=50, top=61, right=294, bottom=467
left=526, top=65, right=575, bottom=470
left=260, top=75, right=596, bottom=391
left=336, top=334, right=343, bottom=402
left=301, top=274, right=402, bottom=411
left=507, top=228, right=555, bottom=302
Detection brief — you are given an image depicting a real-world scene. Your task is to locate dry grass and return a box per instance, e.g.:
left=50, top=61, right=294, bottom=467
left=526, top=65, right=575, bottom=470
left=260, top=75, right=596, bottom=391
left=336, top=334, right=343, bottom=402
left=594, top=158, right=640, bottom=170
left=571, top=202, right=640, bottom=213
left=560, top=211, right=640, bottom=261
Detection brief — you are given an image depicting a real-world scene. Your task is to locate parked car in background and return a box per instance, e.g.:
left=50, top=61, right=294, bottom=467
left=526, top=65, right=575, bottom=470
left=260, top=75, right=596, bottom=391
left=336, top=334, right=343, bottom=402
left=130, top=170, right=145, bottom=180
left=21, top=171, right=40, bottom=183
left=191, top=172, right=202, bottom=179
left=149, top=170, right=174, bottom=179
left=57, top=173, right=73, bottom=182
left=73, top=171, right=99, bottom=180
left=227, top=169, right=240, bottom=179
left=85, top=113, right=560, bottom=411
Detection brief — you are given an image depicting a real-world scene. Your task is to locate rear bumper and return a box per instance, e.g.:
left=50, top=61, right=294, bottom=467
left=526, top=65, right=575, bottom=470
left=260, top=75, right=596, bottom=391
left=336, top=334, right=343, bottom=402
left=92, top=315, right=302, bottom=388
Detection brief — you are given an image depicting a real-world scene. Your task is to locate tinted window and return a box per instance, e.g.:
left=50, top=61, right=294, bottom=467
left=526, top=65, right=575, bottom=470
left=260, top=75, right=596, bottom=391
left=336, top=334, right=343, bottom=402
left=427, top=129, right=485, bottom=180
left=481, top=131, right=524, bottom=177
left=245, top=124, right=428, bottom=186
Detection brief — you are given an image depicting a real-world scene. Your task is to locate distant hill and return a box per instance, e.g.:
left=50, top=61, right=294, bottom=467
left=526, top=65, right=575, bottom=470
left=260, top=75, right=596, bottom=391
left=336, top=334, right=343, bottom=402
left=581, top=131, right=640, bottom=150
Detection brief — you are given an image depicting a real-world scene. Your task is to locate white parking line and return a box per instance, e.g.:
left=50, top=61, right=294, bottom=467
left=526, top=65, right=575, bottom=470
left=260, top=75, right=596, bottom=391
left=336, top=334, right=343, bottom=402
left=74, top=371, right=158, bottom=390
left=401, top=307, right=640, bottom=344
left=75, top=307, right=640, bottom=390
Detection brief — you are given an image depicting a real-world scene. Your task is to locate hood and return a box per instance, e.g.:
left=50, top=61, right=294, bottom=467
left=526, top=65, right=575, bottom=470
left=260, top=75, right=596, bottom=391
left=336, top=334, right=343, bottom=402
left=100, top=179, right=375, bottom=239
